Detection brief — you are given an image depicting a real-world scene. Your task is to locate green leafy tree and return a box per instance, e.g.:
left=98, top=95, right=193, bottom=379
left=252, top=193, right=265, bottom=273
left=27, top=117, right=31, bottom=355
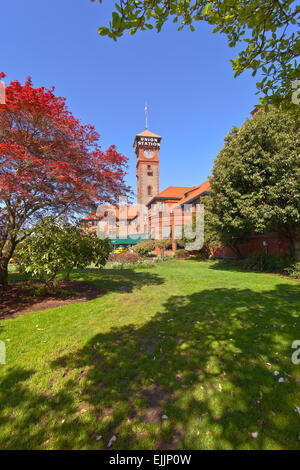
left=177, top=195, right=220, bottom=253
left=210, top=106, right=300, bottom=260
left=198, top=195, right=221, bottom=248
left=133, top=240, right=155, bottom=256
left=94, top=0, right=300, bottom=108
left=155, top=238, right=172, bottom=257
left=16, top=217, right=111, bottom=287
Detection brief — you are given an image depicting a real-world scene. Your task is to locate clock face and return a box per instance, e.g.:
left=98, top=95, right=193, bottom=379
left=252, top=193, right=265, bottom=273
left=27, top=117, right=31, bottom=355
left=144, top=149, right=154, bottom=159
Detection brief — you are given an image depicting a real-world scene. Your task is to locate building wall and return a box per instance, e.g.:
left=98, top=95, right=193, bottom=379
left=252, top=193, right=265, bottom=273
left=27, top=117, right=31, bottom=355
left=147, top=202, right=291, bottom=259
left=139, top=162, right=159, bottom=206
left=215, top=232, right=290, bottom=259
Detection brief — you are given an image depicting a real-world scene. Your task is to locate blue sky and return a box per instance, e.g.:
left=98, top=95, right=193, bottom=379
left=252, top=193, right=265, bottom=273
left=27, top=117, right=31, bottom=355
left=1, top=0, right=259, bottom=202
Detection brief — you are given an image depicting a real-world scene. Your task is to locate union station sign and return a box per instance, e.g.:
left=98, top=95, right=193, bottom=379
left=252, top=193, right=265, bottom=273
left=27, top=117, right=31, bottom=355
left=135, top=136, right=161, bottom=148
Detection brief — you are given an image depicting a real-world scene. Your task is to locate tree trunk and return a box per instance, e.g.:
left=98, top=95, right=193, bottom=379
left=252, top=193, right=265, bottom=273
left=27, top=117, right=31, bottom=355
left=294, top=227, right=300, bottom=262
left=64, top=266, right=73, bottom=281
left=0, top=239, right=17, bottom=287
left=0, top=258, right=9, bottom=286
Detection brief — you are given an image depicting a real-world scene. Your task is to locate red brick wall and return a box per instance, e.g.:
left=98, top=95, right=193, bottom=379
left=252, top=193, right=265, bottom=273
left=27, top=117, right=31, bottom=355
left=136, top=146, right=159, bottom=206
left=214, top=232, right=290, bottom=259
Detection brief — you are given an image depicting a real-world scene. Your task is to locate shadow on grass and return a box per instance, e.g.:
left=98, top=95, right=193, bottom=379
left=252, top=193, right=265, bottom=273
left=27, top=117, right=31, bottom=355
left=7, top=267, right=165, bottom=292
left=208, top=260, right=299, bottom=281
left=208, top=259, right=243, bottom=271
left=185, top=258, right=245, bottom=273
left=0, top=283, right=299, bottom=449
left=71, top=267, right=165, bottom=294
left=2, top=268, right=165, bottom=317
left=192, top=258, right=248, bottom=274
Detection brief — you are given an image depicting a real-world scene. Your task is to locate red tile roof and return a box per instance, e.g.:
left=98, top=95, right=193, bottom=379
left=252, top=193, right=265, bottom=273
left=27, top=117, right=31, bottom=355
left=147, top=186, right=197, bottom=206
left=135, top=129, right=162, bottom=138
left=175, top=181, right=211, bottom=207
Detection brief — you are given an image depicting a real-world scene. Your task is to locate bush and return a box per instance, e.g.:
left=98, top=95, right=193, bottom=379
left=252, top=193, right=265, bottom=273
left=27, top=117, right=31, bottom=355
left=156, top=239, right=172, bottom=250
left=175, top=238, right=185, bottom=249
left=133, top=240, right=155, bottom=257
left=284, top=261, right=300, bottom=279
left=155, top=239, right=173, bottom=256
left=192, top=244, right=213, bottom=260
left=241, top=252, right=292, bottom=273
left=16, top=217, right=111, bottom=286
left=110, top=251, right=140, bottom=264
left=175, top=249, right=190, bottom=259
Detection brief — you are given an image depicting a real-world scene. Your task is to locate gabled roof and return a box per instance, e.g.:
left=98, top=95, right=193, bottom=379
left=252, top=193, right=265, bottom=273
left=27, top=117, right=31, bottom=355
left=135, top=129, right=162, bottom=138
left=174, top=181, right=211, bottom=207
left=147, top=186, right=197, bottom=206
left=157, top=186, right=197, bottom=198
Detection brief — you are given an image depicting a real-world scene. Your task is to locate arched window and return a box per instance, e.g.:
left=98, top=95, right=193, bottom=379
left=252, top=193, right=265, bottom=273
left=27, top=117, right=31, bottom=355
left=147, top=186, right=152, bottom=196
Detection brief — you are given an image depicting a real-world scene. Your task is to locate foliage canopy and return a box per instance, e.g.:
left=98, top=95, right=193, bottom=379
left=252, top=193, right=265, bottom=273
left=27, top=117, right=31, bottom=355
left=210, top=106, right=300, bottom=259
left=16, top=217, right=111, bottom=286
left=94, top=0, right=300, bottom=108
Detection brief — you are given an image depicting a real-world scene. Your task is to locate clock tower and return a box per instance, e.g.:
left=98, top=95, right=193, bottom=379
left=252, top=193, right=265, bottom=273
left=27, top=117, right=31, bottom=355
left=133, top=129, right=162, bottom=206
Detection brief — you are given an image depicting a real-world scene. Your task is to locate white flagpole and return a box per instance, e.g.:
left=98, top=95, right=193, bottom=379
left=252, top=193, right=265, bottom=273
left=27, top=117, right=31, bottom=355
left=145, top=102, right=148, bottom=130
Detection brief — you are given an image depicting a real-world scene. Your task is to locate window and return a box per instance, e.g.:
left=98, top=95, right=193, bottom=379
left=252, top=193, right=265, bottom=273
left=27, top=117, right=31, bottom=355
left=159, top=202, right=165, bottom=212
left=147, top=186, right=152, bottom=196
left=162, top=226, right=171, bottom=239
left=175, top=225, right=183, bottom=239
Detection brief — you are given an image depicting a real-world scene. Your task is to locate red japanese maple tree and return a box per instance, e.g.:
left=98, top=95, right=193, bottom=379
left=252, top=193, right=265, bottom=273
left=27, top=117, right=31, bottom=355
left=0, top=73, right=130, bottom=285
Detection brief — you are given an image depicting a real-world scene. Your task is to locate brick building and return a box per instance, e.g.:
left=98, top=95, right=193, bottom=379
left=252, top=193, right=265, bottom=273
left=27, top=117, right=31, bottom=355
left=82, top=126, right=210, bottom=251
left=82, top=122, right=291, bottom=258
left=134, top=130, right=161, bottom=206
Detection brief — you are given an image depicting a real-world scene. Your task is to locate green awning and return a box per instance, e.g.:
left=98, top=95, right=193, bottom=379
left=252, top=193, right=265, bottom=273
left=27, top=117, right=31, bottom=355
left=110, top=236, right=150, bottom=245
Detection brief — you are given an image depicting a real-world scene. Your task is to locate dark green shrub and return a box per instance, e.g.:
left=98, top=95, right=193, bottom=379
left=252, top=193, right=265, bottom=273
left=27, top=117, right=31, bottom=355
left=266, top=254, right=292, bottom=272
left=241, top=252, right=291, bottom=273
left=32, top=285, right=48, bottom=297
left=196, top=244, right=213, bottom=259
left=155, top=239, right=173, bottom=256
left=16, top=217, right=111, bottom=286
left=133, top=240, right=155, bottom=257
left=284, top=261, right=300, bottom=279
left=175, top=249, right=190, bottom=259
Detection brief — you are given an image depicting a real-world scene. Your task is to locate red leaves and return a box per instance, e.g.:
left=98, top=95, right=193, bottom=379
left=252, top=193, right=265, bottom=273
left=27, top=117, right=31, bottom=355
left=0, top=72, right=6, bottom=79
left=0, top=74, right=131, bottom=218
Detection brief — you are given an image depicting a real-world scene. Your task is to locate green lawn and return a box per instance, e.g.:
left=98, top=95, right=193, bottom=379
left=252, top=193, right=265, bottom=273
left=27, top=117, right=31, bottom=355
left=0, top=260, right=299, bottom=450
